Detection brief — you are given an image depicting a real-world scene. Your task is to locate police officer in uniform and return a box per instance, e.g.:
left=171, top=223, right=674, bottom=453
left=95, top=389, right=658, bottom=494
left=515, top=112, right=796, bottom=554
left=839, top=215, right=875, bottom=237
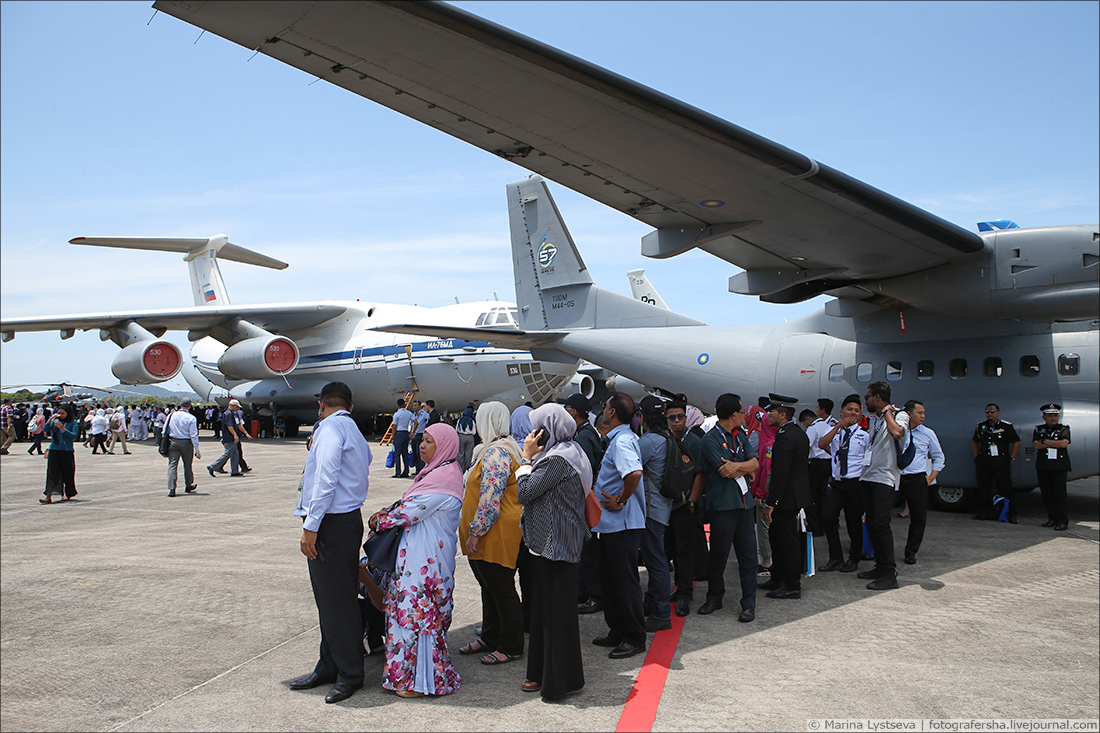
left=1032, top=404, right=1071, bottom=531
left=758, top=394, right=810, bottom=600
left=971, top=403, right=1020, bottom=522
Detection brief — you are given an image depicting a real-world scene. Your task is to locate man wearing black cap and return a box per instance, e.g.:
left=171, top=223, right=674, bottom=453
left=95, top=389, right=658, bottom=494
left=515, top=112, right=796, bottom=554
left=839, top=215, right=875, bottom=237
left=972, top=404, right=1020, bottom=522
left=563, top=393, right=605, bottom=615
left=290, top=382, right=372, bottom=704
left=1033, top=404, right=1071, bottom=531
left=758, top=395, right=810, bottom=599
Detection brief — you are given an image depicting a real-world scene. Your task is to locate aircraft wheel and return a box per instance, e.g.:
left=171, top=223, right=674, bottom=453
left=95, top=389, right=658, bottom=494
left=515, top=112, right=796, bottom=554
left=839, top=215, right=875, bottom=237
left=929, top=485, right=973, bottom=513
left=285, top=416, right=300, bottom=438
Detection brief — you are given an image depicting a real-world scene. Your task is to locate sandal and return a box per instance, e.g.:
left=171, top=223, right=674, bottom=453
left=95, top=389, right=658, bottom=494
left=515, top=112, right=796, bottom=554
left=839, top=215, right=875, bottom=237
left=481, top=651, right=521, bottom=665
left=395, top=690, right=425, bottom=698
left=521, top=680, right=541, bottom=692
left=458, top=639, right=490, bottom=655
left=39, top=498, right=52, bottom=504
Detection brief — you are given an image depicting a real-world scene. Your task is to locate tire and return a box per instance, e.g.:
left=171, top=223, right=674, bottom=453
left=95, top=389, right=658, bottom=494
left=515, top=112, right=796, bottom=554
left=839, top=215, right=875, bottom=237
left=929, top=485, right=973, bottom=512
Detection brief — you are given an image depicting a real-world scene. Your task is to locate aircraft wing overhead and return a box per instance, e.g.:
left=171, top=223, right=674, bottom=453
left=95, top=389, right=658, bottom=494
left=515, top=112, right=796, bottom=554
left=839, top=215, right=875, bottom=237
left=371, top=324, right=565, bottom=350
left=153, top=0, right=986, bottom=299
left=0, top=304, right=348, bottom=337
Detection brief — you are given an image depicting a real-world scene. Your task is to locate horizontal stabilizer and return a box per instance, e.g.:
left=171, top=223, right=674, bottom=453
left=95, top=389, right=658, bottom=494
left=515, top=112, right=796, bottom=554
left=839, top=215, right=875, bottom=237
left=69, top=236, right=288, bottom=270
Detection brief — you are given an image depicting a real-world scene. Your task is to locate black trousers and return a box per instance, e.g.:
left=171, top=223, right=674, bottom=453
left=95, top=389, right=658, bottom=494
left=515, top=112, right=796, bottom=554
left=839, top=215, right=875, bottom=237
left=577, top=535, right=602, bottom=603
left=821, top=478, right=864, bottom=563
left=411, top=433, right=424, bottom=471
left=469, top=558, right=524, bottom=657
left=667, top=503, right=696, bottom=600
left=597, top=529, right=646, bottom=648
left=769, top=508, right=802, bottom=590
left=807, top=458, right=831, bottom=534
left=237, top=439, right=249, bottom=471
left=307, top=510, right=365, bottom=686
left=975, top=458, right=1014, bottom=514
left=44, top=450, right=77, bottom=498
left=527, top=555, right=585, bottom=700
left=392, top=430, right=410, bottom=475
left=693, top=499, right=710, bottom=580
left=705, top=508, right=757, bottom=610
left=1037, top=469, right=1069, bottom=524
left=860, top=481, right=896, bottom=574
left=898, top=473, right=929, bottom=555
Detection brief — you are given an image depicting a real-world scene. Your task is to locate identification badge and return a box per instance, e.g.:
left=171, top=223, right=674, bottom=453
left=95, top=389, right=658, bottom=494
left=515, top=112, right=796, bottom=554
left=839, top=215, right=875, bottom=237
left=1047, top=448, right=1058, bottom=460
left=296, top=472, right=306, bottom=513
left=989, top=445, right=999, bottom=457
left=862, top=450, right=872, bottom=468
left=735, top=476, right=749, bottom=495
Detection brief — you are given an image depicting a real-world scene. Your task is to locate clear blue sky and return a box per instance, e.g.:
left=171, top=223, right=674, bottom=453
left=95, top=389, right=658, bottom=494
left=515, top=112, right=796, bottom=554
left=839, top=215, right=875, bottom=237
left=2, top=1, right=1097, bottom=392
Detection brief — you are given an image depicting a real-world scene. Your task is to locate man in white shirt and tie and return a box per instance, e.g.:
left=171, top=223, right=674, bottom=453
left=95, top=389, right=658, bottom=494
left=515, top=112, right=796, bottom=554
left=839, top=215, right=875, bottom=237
left=290, top=382, right=372, bottom=704
left=816, top=394, right=870, bottom=574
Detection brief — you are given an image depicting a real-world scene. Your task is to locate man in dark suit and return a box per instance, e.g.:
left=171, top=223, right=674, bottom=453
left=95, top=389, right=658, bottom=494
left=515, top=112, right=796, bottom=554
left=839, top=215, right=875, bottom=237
left=759, top=394, right=811, bottom=600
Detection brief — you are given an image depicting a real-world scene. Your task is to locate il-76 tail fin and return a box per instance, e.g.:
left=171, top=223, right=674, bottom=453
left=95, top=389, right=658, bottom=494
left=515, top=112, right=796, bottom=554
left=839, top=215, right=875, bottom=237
left=69, top=235, right=288, bottom=307
left=507, top=176, right=705, bottom=331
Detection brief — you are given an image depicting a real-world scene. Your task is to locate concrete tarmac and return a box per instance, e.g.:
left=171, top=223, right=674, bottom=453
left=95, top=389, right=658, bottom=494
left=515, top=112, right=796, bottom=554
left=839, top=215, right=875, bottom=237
left=1, top=434, right=1097, bottom=732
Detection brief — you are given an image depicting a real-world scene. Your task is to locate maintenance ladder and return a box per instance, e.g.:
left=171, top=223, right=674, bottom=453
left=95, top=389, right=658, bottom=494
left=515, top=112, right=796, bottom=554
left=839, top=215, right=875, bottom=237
left=378, top=391, right=416, bottom=445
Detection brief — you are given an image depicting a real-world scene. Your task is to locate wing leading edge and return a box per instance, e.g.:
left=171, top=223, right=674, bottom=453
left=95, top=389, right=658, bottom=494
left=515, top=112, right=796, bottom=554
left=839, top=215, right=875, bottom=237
left=152, top=0, right=986, bottom=301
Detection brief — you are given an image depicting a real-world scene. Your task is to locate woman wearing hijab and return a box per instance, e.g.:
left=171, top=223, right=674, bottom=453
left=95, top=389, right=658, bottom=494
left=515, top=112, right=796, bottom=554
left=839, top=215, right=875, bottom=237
left=368, top=422, right=463, bottom=698
left=40, top=405, right=79, bottom=504
left=27, top=408, right=47, bottom=455
left=89, top=409, right=110, bottom=455
left=457, top=402, right=524, bottom=665
left=515, top=403, right=592, bottom=701
left=510, top=404, right=533, bottom=443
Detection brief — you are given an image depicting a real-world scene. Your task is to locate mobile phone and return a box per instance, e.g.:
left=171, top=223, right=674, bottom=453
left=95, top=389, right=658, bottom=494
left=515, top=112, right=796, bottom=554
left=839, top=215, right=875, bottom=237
left=536, top=428, right=549, bottom=447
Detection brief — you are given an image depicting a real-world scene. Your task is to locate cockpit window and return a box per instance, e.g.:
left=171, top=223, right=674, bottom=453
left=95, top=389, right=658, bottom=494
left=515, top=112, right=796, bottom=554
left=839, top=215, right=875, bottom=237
left=475, top=313, right=488, bottom=326
left=496, top=312, right=511, bottom=324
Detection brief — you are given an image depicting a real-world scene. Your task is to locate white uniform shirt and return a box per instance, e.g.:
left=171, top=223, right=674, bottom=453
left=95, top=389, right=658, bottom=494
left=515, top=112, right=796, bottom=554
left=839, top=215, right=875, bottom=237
left=294, top=410, right=372, bottom=532
left=806, top=416, right=838, bottom=460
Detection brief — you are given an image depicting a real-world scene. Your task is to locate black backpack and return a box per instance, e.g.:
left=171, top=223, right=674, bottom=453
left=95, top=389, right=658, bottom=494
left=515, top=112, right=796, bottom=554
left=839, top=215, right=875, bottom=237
left=644, top=433, right=696, bottom=503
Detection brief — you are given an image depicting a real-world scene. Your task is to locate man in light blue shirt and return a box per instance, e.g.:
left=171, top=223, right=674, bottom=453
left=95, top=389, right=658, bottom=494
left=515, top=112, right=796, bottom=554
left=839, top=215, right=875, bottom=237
left=591, top=393, right=647, bottom=660
left=390, top=399, right=414, bottom=478
left=637, top=395, right=673, bottom=632
left=165, top=398, right=202, bottom=497
left=290, top=382, right=372, bottom=704
left=411, top=399, right=429, bottom=473
left=898, top=400, right=945, bottom=566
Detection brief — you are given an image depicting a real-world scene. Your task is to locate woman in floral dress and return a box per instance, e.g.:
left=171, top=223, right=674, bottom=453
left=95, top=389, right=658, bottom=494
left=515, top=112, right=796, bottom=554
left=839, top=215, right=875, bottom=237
left=369, top=422, right=463, bottom=698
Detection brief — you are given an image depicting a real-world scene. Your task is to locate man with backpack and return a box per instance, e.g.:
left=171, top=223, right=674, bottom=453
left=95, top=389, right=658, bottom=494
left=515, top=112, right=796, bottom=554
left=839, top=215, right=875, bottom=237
left=638, top=396, right=674, bottom=632
left=859, top=382, right=910, bottom=591
left=107, top=407, right=130, bottom=454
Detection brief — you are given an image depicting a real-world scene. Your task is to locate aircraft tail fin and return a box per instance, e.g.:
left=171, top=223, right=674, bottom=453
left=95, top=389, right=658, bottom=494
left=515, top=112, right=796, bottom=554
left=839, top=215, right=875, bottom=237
left=507, top=176, right=705, bottom=331
left=627, top=269, right=670, bottom=310
left=69, top=235, right=288, bottom=307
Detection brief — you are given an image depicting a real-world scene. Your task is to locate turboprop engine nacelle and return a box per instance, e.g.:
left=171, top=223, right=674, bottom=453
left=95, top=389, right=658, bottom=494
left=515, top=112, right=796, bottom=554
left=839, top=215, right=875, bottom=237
left=217, top=336, right=300, bottom=380
left=111, top=340, right=184, bottom=385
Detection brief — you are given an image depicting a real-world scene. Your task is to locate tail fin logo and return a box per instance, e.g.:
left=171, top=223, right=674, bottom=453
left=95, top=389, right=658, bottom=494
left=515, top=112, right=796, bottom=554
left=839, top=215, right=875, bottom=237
left=202, top=284, right=217, bottom=302
left=537, top=233, right=557, bottom=269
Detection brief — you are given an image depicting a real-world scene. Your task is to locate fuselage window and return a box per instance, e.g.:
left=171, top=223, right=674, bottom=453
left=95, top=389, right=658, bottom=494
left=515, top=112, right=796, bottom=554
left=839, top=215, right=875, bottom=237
left=828, top=364, right=844, bottom=382
left=949, top=358, right=967, bottom=379
left=917, top=360, right=934, bottom=381
left=983, top=357, right=1003, bottom=378
left=1057, top=353, right=1080, bottom=376
left=886, top=361, right=902, bottom=381
left=1019, top=355, right=1041, bottom=377
left=856, top=362, right=873, bottom=382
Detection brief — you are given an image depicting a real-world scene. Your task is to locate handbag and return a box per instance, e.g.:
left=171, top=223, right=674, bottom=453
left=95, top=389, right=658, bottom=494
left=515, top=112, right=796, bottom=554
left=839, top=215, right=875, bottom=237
left=363, top=523, right=402, bottom=574
left=158, top=413, right=173, bottom=457
left=584, top=489, right=602, bottom=530
left=385, top=447, right=395, bottom=469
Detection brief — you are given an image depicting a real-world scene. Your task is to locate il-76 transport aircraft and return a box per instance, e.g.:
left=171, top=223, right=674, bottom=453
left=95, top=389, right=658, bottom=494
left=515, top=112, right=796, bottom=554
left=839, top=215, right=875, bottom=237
left=153, top=1, right=1098, bottom=508
left=0, top=235, right=581, bottom=434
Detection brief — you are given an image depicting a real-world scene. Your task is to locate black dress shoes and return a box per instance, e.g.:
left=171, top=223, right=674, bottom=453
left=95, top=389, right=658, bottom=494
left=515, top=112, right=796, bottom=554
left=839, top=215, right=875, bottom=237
left=185, top=485, right=197, bottom=493
left=1007, top=514, right=1019, bottom=524
left=578, top=599, right=603, bottom=614
left=207, top=466, right=216, bottom=478
left=697, top=600, right=722, bottom=615
left=289, top=672, right=336, bottom=690
left=1041, top=519, right=1056, bottom=527
left=592, top=635, right=620, bottom=647
left=857, top=567, right=885, bottom=580
left=1053, top=523, right=1068, bottom=531
left=167, top=490, right=176, bottom=497
left=904, top=552, right=917, bottom=565
left=765, top=586, right=801, bottom=599
left=839, top=560, right=859, bottom=573
left=818, top=558, right=845, bottom=572
left=757, top=578, right=782, bottom=591
left=325, top=681, right=363, bottom=703
left=608, top=642, right=645, bottom=659
left=644, top=616, right=672, bottom=632
left=738, top=607, right=755, bottom=623
left=676, top=598, right=690, bottom=617
left=866, top=573, right=899, bottom=591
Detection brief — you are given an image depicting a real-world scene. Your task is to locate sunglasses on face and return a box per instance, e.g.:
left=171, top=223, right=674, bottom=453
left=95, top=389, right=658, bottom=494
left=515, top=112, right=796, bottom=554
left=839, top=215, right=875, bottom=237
left=667, top=414, right=686, bottom=421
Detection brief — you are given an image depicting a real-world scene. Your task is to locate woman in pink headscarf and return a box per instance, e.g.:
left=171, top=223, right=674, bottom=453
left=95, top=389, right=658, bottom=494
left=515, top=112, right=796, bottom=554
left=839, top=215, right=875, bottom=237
left=368, top=423, right=463, bottom=698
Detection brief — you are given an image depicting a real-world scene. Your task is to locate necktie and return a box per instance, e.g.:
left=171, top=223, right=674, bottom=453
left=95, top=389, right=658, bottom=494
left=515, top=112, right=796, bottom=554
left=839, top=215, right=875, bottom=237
left=837, top=427, right=853, bottom=477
